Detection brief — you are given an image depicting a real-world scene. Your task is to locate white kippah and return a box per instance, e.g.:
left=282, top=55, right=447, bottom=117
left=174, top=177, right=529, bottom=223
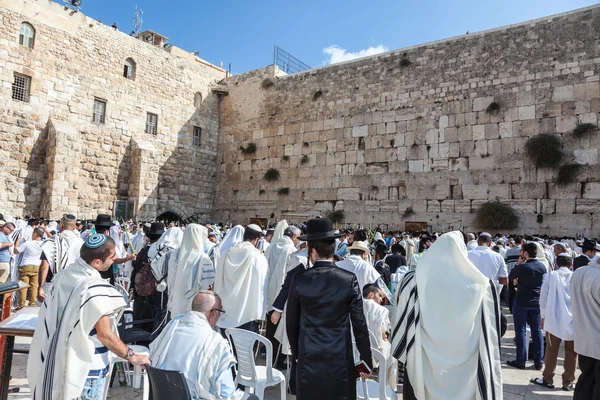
left=558, top=253, right=572, bottom=258
left=247, top=224, right=262, bottom=233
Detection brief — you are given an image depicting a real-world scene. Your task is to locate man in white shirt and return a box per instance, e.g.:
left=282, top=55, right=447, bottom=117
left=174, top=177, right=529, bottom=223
left=467, top=232, right=508, bottom=285
left=336, top=240, right=381, bottom=291
left=14, top=227, right=44, bottom=309
left=466, top=233, right=478, bottom=250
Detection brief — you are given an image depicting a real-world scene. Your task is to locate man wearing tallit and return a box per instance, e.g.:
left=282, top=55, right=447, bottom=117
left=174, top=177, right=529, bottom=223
left=214, top=224, right=268, bottom=334
left=265, top=221, right=301, bottom=361
left=391, top=231, right=502, bottom=400
left=28, top=234, right=151, bottom=400
left=212, top=225, right=244, bottom=270
left=167, top=224, right=215, bottom=318
left=37, top=214, right=84, bottom=302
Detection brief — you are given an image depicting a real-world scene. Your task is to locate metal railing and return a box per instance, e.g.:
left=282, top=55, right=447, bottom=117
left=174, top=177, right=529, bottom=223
left=273, top=45, right=311, bottom=74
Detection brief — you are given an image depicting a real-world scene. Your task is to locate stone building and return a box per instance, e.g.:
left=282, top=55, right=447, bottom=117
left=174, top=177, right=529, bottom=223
left=1, top=0, right=600, bottom=235
left=215, top=5, right=600, bottom=235
left=0, top=0, right=226, bottom=221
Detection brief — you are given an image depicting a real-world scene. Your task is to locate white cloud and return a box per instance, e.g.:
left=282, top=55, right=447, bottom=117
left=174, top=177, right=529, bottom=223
left=323, top=44, right=388, bottom=65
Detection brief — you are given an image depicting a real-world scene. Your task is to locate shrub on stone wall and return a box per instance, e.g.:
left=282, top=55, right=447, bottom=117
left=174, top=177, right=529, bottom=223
left=328, top=209, right=345, bottom=223
left=475, top=201, right=520, bottom=230
left=573, top=123, right=598, bottom=138
left=300, top=155, right=309, bottom=165
left=402, top=206, right=415, bottom=219
left=556, top=163, right=584, bottom=186
left=261, top=78, right=274, bottom=89
left=239, top=142, right=257, bottom=154
left=282, top=155, right=290, bottom=162
left=277, top=187, right=290, bottom=195
left=264, top=168, right=280, bottom=181
left=312, top=90, right=323, bottom=101
left=524, top=134, right=564, bottom=168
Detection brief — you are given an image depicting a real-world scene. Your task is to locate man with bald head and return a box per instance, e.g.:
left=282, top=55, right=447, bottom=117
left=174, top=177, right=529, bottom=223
left=150, top=291, right=257, bottom=400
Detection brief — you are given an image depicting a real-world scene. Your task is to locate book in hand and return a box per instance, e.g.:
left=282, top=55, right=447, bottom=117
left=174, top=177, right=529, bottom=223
left=355, top=360, right=372, bottom=379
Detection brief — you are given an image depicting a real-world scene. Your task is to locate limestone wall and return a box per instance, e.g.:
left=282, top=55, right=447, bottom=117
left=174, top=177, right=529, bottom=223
left=216, top=5, right=600, bottom=235
left=0, top=0, right=225, bottom=220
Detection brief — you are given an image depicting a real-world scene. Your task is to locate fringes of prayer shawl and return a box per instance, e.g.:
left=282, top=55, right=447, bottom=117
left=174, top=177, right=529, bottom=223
left=28, top=261, right=125, bottom=400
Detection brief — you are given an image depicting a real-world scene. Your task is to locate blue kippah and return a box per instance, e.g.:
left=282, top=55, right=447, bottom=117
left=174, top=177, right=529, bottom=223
left=86, top=234, right=107, bottom=249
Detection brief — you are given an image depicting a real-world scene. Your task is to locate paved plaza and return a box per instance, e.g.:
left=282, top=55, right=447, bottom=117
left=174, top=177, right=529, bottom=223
left=6, top=307, right=578, bottom=400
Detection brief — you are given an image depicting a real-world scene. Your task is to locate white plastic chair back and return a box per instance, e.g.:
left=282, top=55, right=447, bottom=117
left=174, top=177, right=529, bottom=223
left=115, top=282, right=130, bottom=306
left=368, top=329, right=379, bottom=349
left=116, top=276, right=131, bottom=292
left=226, top=328, right=274, bottom=386
left=357, top=347, right=397, bottom=400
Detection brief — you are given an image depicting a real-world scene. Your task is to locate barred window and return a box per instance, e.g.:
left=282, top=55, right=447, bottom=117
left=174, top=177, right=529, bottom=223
left=12, top=73, right=31, bottom=102
left=93, top=98, right=107, bottom=124
left=193, top=126, right=201, bottom=146
left=123, top=58, right=136, bottom=80
left=146, top=112, right=158, bottom=135
left=19, top=23, right=35, bottom=48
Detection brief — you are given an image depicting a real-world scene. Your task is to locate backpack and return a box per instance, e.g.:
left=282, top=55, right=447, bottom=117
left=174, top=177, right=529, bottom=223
left=134, top=256, right=158, bottom=297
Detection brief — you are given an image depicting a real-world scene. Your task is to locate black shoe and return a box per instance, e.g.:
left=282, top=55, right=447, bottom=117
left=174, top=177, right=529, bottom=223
left=562, top=384, right=575, bottom=391
left=507, top=360, right=526, bottom=370
left=534, top=364, right=543, bottom=371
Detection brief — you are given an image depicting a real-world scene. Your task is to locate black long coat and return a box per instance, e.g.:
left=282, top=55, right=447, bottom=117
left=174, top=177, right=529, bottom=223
left=286, top=260, right=373, bottom=400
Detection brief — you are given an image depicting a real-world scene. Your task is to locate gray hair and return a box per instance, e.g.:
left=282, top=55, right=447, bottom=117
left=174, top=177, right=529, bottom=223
left=467, top=233, right=475, bottom=240
left=284, top=226, right=301, bottom=238
left=554, top=242, right=567, bottom=252
left=191, top=290, right=220, bottom=314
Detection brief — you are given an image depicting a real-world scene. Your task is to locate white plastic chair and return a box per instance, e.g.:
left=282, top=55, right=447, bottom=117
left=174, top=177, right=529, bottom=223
left=116, top=276, right=131, bottom=292
left=356, top=347, right=398, bottom=400
left=103, top=344, right=149, bottom=398
left=226, top=328, right=286, bottom=400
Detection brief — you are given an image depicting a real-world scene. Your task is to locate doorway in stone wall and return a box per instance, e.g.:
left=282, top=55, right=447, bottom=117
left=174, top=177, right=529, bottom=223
left=156, top=211, right=183, bottom=224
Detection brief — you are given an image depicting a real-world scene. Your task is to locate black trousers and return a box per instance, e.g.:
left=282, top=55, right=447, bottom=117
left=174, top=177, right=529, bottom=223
left=575, top=354, right=600, bottom=400
left=266, top=311, right=284, bottom=366
left=402, top=369, right=417, bottom=400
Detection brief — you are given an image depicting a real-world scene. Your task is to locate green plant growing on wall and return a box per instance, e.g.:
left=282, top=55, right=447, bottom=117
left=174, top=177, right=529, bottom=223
left=259, top=189, right=265, bottom=195
left=263, top=168, right=280, bottom=181
left=402, top=207, right=415, bottom=219
left=573, top=123, right=598, bottom=138
left=277, top=187, right=290, bottom=195
left=486, top=102, right=501, bottom=115
left=536, top=214, right=544, bottom=224
left=239, top=142, right=257, bottom=154
left=328, top=210, right=345, bottom=223
left=282, top=155, right=290, bottom=162
left=475, top=201, right=520, bottom=230
left=399, top=58, right=411, bottom=67
left=303, top=142, right=310, bottom=147
left=300, top=155, right=309, bottom=165
left=261, top=78, right=274, bottom=89
left=524, top=134, right=564, bottom=168
left=312, top=90, right=323, bottom=101
left=556, top=163, right=584, bottom=186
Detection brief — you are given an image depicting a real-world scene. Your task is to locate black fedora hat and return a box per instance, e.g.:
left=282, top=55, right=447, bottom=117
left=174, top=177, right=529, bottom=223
left=298, top=218, right=344, bottom=242
left=582, top=238, right=597, bottom=252
left=94, top=214, right=113, bottom=231
left=147, top=222, right=165, bottom=239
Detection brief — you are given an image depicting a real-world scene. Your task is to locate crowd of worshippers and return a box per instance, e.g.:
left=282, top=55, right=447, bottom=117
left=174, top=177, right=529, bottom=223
left=0, top=211, right=599, bottom=400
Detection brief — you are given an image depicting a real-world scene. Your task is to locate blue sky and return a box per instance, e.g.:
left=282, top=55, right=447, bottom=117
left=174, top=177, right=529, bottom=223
left=64, top=0, right=598, bottom=74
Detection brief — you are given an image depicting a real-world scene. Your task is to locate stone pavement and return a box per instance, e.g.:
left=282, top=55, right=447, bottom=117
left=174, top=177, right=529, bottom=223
left=7, top=307, right=578, bottom=399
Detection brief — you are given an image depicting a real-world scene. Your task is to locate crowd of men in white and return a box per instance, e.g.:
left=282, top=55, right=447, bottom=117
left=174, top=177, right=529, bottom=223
left=0, top=212, right=599, bottom=400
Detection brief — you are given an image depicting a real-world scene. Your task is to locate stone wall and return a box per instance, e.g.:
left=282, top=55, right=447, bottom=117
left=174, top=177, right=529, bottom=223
left=216, top=5, right=600, bottom=235
left=0, top=0, right=226, bottom=221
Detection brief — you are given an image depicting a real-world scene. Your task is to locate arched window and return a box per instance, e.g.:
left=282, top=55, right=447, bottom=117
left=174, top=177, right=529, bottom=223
left=194, top=92, right=203, bottom=108
left=19, top=22, right=35, bottom=49
left=123, top=58, right=136, bottom=80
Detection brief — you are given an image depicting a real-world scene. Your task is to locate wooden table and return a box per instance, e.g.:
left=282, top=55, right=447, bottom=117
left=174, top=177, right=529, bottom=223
left=0, top=306, right=38, bottom=400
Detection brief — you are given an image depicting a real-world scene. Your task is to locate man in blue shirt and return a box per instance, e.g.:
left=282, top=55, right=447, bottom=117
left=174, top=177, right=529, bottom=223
left=0, top=221, right=16, bottom=284
left=507, top=242, right=547, bottom=370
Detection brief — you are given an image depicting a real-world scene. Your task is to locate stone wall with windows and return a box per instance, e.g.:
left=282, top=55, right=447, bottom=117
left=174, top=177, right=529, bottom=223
left=0, top=0, right=226, bottom=221
left=216, top=5, right=600, bottom=235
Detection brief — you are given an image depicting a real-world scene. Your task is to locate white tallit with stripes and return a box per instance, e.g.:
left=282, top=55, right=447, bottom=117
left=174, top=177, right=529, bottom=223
left=27, top=257, right=125, bottom=400
left=40, top=230, right=84, bottom=275
left=391, top=231, right=502, bottom=400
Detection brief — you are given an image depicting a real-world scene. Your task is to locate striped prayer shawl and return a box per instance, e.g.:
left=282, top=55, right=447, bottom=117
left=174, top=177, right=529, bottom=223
left=28, top=258, right=125, bottom=400
left=41, top=230, right=84, bottom=274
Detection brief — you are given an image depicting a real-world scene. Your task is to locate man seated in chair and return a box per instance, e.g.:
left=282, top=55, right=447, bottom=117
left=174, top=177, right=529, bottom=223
left=362, top=284, right=398, bottom=389
left=150, top=290, right=258, bottom=400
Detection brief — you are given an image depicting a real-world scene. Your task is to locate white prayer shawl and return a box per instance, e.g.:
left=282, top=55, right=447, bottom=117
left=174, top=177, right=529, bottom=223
left=132, top=232, right=147, bottom=253
left=214, top=241, right=268, bottom=329
left=265, top=234, right=296, bottom=311
left=391, top=231, right=502, bottom=400
left=148, top=228, right=183, bottom=280
left=22, top=225, right=34, bottom=242
left=361, top=299, right=397, bottom=389
left=534, top=242, right=552, bottom=273
left=167, top=224, right=215, bottom=317
left=540, top=267, right=573, bottom=341
left=41, top=230, right=84, bottom=274
left=109, top=225, right=126, bottom=258
left=28, top=258, right=125, bottom=400
left=213, top=225, right=244, bottom=269
left=270, top=220, right=288, bottom=244
left=150, top=312, right=243, bottom=400
left=336, top=255, right=381, bottom=291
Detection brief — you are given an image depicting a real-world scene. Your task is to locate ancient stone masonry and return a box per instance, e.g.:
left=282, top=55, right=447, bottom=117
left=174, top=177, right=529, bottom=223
left=0, top=0, right=225, bottom=221
left=214, top=5, right=600, bottom=235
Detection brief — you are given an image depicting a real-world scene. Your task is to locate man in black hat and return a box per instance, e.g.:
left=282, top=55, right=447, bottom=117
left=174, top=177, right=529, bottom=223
left=373, top=241, right=391, bottom=286
left=573, top=239, right=597, bottom=271
left=93, top=214, right=136, bottom=285
left=286, top=218, right=372, bottom=400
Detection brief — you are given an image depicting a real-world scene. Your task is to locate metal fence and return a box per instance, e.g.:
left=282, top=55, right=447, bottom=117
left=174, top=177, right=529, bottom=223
left=273, top=45, right=311, bottom=74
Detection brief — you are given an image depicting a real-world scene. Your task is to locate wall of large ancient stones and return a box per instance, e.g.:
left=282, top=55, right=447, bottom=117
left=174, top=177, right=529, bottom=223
left=216, top=5, right=600, bottom=235
left=0, top=0, right=225, bottom=220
